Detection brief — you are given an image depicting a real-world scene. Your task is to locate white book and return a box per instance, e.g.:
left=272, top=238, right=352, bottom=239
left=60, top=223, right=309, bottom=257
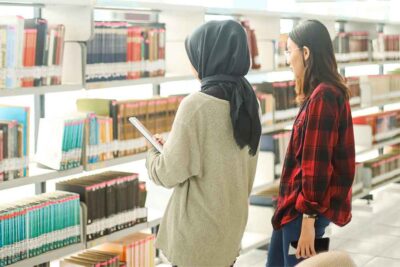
left=36, top=117, right=65, bottom=170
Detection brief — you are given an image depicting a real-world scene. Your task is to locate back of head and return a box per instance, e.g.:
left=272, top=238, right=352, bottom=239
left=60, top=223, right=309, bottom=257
left=185, top=20, right=261, bottom=156
left=185, top=20, right=250, bottom=79
left=289, top=20, right=350, bottom=101
left=296, top=251, right=356, bottom=267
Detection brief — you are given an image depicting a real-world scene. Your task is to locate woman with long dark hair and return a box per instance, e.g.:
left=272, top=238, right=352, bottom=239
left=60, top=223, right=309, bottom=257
left=146, top=20, right=261, bottom=267
left=267, top=20, right=356, bottom=267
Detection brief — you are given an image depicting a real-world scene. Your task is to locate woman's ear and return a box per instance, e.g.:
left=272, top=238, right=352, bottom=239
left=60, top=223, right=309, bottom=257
left=303, top=46, right=310, bottom=61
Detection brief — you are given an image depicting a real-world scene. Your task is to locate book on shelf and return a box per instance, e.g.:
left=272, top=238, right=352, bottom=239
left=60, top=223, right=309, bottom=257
left=0, top=16, right=24, bottom=89
left=361, top=149, right=400, bottom=187
left=56, top=171, right=147, bottom=241
left=0, top=105, right=30, bottom=180
left=276, top=33, right=289, bottom=68
left=240, top=20, right=261, bottom=70
left=366, top=74, right=400, bottom=97
left=372, top=33, right=400, bottom=61
left=36, top=115, right=85, bottom=170
left=353, top=109, right=400, bottom=142
left=86, top=21, right=166, bottom=83
left=0, top=191, right=81, bottom=266
left=94, top=232, right=156, bottom=267
left=0, top=16, right=65, bottom=89
left=345, top=76, right=361, bottom=98
left=60, top=250, right=120, bottom=267
left=333, top=31, right=369, bottom=62
left=260, top=130, right=291, bottom=167
left=254, top=81, right=297, bottom=114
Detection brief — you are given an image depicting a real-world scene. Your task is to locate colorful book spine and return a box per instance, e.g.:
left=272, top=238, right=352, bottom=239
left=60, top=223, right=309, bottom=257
left=0, top=191, right=81, bottom=266
left=86, top=21, right=166, bottom=83
left=0, top=16, right=65, bottom=89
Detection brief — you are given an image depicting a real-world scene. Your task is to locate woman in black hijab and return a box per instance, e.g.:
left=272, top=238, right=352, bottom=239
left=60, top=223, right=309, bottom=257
left=185, top=20, right=262, bottom=155
left=146, top=20, right=261, bottom=267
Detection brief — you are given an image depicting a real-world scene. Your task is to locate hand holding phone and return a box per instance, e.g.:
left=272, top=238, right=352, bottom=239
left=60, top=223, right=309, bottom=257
left=288, top=237, right=330, bottom=255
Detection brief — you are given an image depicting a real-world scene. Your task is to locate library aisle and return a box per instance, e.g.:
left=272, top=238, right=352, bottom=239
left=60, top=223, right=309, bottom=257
left=0, top=0, right=400, bottom=267
left=233, top=183, right=400, bottom=267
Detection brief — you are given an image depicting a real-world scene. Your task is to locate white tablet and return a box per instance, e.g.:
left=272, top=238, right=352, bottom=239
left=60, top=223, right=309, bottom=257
left=128, top=117, right=163, bottom=153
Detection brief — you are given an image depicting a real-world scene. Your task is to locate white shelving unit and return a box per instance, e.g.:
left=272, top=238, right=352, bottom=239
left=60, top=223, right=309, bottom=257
left=0, top=0, right=399, bottom=266
left=0, top=84, right=83, bottom=97
left=84, top=153, right=147, bottom=171
left=86, top=218, right=160, bottom=249
left=0, top=165, right=83, bottom=191
left=6, top=243, right=86, bottom=267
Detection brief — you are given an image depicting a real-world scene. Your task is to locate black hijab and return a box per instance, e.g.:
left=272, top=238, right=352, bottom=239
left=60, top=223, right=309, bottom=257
left=185, top=20, right=261, bottom=156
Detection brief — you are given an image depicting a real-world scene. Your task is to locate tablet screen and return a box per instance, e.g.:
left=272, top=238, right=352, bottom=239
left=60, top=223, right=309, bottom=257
left=128, top=117, right=163, bottom=153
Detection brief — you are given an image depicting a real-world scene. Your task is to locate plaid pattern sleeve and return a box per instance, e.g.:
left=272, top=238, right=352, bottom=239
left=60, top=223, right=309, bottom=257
left=272, top=83, right=355, bottom=230
left=295, top=91, right=340, bottom=214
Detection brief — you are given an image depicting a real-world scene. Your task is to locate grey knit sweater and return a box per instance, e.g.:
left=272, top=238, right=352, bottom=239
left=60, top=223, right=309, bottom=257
left=146, top=92, right=259, bottom=267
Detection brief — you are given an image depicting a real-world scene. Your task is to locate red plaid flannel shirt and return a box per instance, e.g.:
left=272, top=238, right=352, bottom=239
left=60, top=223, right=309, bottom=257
left=272, top=83, right=355, bottom=230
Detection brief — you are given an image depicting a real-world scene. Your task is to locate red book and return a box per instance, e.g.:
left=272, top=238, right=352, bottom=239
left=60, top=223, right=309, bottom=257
left=22, top=29, right=37, bottom=87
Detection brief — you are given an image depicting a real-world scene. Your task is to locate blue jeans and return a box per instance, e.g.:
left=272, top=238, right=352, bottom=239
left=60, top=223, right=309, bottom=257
left=266, top=215, right=330, bottom=267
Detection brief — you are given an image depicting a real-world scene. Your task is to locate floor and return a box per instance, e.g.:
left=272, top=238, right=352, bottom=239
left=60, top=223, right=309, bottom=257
left=234, top=182, right=400, bottom=267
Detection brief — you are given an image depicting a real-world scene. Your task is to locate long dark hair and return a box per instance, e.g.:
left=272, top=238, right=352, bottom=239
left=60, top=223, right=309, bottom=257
left=289, top=20, right=350, bottom=103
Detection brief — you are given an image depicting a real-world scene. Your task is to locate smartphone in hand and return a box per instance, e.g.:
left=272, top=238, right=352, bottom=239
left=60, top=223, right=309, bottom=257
left=288, top=237, right=330, bottom=255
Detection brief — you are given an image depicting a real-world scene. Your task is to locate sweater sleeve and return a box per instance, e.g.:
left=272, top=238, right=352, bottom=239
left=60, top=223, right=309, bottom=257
left=145, top=105, right=201, bottom=189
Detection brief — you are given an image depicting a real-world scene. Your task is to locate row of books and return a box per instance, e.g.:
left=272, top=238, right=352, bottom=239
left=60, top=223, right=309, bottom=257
left=255, top=73, right=400, bottom=123
left=364, top=151, right=400, bottom=180
left=33, top=95, right=184, bottom=170
left=366, top=74, right=400, bottom=98
left=76, top=96, right=184, bottom=165
left=0, top=105, right=29, bottom=181
left=0, top=191, right=81, bottom=266
left=0, top=16, right=65, bottom=89
left=61, top=232, right=155, bottom=267
left=85, top=114, right=114, bottom=164
left=56, top=171, right=147, bottom=241
left=254, top=81, right=297, bottom=112
left=36, top=115, right=85, bottom=171
left=333, top=31, right=370, bottom=62
left=86, top=22, right=166, bottom=83
left=372, top=34, right=400, bottom=61
left=260, top=130, right=291, bottom=166
left=277, top=31, right=386, bottom=67
left=353, top=109, right=400, bottom=142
